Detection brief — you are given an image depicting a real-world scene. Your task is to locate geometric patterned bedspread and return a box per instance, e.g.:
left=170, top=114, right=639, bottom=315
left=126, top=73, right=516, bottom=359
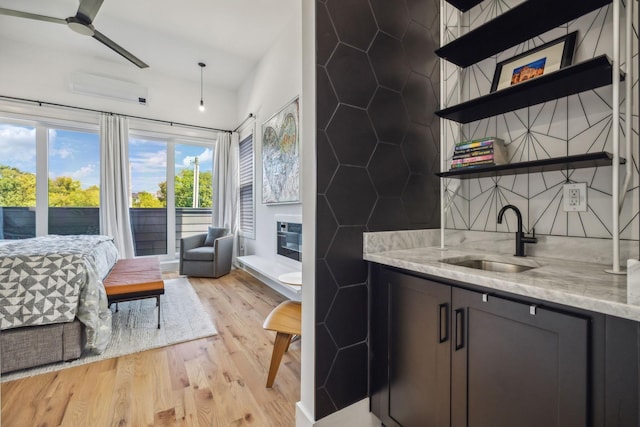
left=0, top=235, right=119, bottom=353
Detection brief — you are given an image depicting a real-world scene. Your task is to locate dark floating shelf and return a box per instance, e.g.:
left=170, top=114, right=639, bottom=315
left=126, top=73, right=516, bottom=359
left=436, top=0, right=611, bottom=68
left=435, top=55, right=621, bottom=124
left=444, top=0, right=483, bottom=12
left=436, top=152, right=624, bottom=179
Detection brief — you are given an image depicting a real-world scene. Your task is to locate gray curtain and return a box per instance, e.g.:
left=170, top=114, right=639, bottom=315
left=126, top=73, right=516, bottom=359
left=213, top=132, right=239, bottom=260
left=99, top=114, right=135, bottom=259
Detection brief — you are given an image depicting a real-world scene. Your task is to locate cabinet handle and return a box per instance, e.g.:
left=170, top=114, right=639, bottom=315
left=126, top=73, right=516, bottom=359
left=454, top=308, right=465, bottom=351
left=438, top=303, right=449, bottom=343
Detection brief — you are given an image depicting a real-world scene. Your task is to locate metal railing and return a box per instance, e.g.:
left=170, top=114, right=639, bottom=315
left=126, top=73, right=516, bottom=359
left=0, top=207, right=212, bottom=257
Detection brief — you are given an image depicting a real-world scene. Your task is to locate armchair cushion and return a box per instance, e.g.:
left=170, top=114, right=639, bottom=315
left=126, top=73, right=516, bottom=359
left=183, top=246, right=215, bottom=261
left=204, top=226, right=228, bottom=246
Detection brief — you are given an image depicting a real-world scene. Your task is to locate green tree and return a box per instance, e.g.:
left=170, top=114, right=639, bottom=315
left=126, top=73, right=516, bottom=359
left=48, top=177, right=99, bottom=207
left=0, top=165, right=36, bottom=207
left=159, top=169, right=212, bottom=208
left=132, top=191, right=164, bottom=208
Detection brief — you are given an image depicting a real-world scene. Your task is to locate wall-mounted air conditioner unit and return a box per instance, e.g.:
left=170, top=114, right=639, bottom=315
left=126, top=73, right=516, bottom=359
left=70, top=72, right=148, bottom=105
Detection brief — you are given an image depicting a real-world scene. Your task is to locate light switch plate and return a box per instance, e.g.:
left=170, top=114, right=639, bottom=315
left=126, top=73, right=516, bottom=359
left=563, top=182, right=587, bottom=212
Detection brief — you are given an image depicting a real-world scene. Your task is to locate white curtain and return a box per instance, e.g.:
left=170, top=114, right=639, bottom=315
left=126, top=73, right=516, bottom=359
left=99, top=114, right=135, bottom=259
left=213, top=132, right=239, bottom=256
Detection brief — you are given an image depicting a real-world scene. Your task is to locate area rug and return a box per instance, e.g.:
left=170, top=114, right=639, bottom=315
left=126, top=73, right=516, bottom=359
left=1, top=277, right=217, bottom=382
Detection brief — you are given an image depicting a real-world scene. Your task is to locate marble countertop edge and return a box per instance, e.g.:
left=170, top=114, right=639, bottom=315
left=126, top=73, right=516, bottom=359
left=364, top=247, right=640, bottom=323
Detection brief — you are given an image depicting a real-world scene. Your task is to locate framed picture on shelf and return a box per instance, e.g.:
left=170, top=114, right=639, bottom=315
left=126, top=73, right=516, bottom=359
left=490, top=31, right=577, bottom=92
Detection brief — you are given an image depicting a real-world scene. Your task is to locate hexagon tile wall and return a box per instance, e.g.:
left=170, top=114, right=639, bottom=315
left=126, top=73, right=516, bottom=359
left=315, top=0, right=441, bottom=419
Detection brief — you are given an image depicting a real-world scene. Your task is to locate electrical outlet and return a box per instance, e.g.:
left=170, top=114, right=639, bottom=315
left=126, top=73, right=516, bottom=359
left=563, top=183, right=587, bottom=212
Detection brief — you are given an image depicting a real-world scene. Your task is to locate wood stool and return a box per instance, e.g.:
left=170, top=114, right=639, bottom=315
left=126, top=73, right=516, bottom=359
left=263, top=300, right=301, bottom=388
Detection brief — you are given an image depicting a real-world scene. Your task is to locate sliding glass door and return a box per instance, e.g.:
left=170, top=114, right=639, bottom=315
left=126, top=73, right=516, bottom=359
left=127, top=136, right=215, bottom=258
left=48, top=128, right=100, bottom=235
left=0, top=114, right=216, bottom=263
left=174, top=142, right=214, bottom=253
left=0, top=123, right=37, bottom=239
left=129, top=137, right=168, bottom=256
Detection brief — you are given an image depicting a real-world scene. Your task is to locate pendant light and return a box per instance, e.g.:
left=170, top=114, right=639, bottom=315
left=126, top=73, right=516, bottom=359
left=198, top=62, right=206, bottom=112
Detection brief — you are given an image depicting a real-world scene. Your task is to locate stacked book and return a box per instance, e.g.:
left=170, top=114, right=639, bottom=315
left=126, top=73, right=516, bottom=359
left=450, top=137, right=507, bottom=170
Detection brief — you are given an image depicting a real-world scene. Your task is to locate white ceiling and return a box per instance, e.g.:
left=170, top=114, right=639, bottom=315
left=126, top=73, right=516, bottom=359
left=0, top=0, right=299, bottom=90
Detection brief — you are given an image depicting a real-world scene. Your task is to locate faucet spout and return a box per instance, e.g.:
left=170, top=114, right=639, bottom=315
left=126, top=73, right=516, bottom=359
left=497, top=205, right=536, bottom=257
left=497, top=204, right=522, bottom=230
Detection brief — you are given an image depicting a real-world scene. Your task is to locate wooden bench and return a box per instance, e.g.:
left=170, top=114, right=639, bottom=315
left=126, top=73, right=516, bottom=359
left=103, top=257, right=165, bottom=328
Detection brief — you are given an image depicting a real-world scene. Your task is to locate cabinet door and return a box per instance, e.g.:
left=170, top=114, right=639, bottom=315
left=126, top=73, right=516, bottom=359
left=387, top=270, right=451, bottom=427
left=451, top=288, right=589, bottom=427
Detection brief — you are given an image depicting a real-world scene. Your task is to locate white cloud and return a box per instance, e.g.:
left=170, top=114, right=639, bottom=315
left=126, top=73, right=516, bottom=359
left=49, top=164, right=99, bottom=187
left=130, top=149, right=167, bottom=172
left=68, top=165, right=95, bottom=180
left=50, top=147, right=74, bottom=159
left=0, top=124, right=36, bottom=169
left=182, top=147, right=213, bottom=167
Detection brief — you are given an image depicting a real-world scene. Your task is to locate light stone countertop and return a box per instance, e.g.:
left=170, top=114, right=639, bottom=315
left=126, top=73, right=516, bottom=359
left=364, top=230, right=640, bottom=322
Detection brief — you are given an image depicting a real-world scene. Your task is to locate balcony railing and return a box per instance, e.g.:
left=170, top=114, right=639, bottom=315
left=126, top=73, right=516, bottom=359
left=0, top=207, right=212, bottom=257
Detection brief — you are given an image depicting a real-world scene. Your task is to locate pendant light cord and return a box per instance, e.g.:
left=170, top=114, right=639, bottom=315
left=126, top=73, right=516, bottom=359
left=198, top=62, right=206, bottom=111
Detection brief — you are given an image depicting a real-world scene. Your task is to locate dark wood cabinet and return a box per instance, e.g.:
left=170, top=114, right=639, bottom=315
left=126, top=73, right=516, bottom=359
left=389, top=270, right=450, bottom=426
left=450, top=288, right=589, bottom=427
left=371, top=266, right=451, bottom=426
left=369, top=265, right=639, bottom=427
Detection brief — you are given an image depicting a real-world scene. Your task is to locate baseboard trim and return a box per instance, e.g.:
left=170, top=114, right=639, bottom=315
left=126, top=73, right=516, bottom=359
left=296, top=401, right=315, bottom=427
left=296, top=398, right=381, bottom=427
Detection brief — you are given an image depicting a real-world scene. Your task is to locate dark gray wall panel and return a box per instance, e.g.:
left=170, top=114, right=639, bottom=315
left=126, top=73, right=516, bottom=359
left=315, top=0, right=440, bottom=419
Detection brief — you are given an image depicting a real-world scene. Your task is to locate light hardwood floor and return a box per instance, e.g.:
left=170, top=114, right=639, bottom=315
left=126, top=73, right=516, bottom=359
left=1, top=270, right=301, bottom=427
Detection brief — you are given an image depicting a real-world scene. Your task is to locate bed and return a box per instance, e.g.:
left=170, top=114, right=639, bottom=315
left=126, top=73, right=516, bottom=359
left=0, top=235, right=119, bottom=374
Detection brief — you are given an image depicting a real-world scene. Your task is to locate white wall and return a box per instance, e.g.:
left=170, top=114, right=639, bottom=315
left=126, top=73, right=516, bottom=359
left=441, top=2, right=639, bottom=248
left=0, top=39, right=237, bottom=130
left=298, top=1, right=316, bottom=424
left=236, top=5, right=303, bottom=261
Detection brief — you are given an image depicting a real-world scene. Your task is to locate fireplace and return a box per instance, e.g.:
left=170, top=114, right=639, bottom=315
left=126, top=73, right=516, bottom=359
left=276, top=219, right=302, bottom=262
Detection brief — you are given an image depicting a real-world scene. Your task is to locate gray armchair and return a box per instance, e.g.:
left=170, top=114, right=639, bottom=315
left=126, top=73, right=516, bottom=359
left=179, top=232, right=234, bottom=278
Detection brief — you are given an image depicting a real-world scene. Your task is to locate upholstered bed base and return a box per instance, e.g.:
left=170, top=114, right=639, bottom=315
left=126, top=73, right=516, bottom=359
left=1, top=319, right=85, bottom=374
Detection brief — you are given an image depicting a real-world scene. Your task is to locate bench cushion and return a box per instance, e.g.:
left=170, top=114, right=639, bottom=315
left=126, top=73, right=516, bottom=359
left=103, top=258, right=164, bottom=297
left=184, top=246, right=216, bottom=261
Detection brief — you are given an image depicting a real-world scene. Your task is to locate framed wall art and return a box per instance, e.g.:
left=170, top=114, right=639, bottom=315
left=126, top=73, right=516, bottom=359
left=262, top=96, right=300, bottom=204
left=490, top=31, right=577, bottom=92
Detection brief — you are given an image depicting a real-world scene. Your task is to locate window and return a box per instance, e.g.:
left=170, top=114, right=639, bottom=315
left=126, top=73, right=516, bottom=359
left=174, top=142, right=214, bottom=252
left=128, top=131, right=216, bottom=258
left=0, top=110, right=216, bottom=261
left=48, top=128, right=100, bottom=235
left=239, top=134, right=255, bottom=239
left=0, top=123, right=36, bottom=239
left=0, top=119, right=99, bottom=240
left=128, top=137, right=168, bottom=256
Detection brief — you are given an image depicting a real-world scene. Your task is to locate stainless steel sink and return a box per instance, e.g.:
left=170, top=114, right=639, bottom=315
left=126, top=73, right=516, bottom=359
left=442, top=258, right=537, bottom=273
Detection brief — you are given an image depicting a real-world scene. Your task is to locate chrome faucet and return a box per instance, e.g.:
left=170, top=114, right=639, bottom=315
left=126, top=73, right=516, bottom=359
left=497, top=204, right=537, bottom=257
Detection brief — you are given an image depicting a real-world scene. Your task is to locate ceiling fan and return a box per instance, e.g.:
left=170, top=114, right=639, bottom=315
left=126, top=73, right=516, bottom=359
left=0, top=0, right=149, bottom=68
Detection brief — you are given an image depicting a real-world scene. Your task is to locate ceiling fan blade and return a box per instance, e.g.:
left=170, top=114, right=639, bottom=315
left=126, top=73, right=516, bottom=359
left=0, top=7, right=66, bottom=24
left=76, top=0, right=103, bottom=23
left=93, top=30, right=149, bottom=69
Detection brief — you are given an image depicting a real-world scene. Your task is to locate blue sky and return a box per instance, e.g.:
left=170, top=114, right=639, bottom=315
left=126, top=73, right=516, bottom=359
left=0, top=123, right=214, bottom=193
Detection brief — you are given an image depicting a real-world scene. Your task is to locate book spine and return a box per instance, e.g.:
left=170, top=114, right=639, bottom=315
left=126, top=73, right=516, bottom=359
left=452, top=149, right=494, bottom=159
left=450, top=159, right=495, bottom=169
left=451, top=154, right=494, bottom=165
left=455, top=140, right=494, bottom=150
left=454, top=146, right=493, bottom=155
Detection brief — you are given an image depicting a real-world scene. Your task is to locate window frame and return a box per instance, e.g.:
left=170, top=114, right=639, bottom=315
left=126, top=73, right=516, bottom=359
left=128, top=125, right=217, bottom=259
left=0, top=113, right=100, bottom=237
